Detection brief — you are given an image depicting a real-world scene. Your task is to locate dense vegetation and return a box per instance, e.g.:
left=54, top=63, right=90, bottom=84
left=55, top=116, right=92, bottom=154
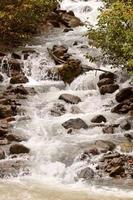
left=0, top=0, right=58, bottom=45
left=88, top=0, right=133, bottom=75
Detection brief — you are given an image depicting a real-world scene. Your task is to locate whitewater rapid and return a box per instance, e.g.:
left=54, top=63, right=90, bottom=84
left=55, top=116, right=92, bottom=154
left=0, top=0, right=133, bottom=200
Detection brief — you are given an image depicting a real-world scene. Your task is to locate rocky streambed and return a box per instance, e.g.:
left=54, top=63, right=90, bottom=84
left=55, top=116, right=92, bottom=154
left=0, top=0, right=133, bottom=199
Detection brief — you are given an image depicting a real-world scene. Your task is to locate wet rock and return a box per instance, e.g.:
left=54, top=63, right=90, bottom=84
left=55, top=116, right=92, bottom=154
left=115, top=87, right=133, bottom=103
left=0, top=127, right=8, bottom=137
left=109, top=166, right=125, bottom=177
left=99, top=84, right=119, bottom=95
left=0, top=73, right=4, bottom=82
left=63, top=28, right=73, bottom=32
left=47, top=12, right=61, bottom=27
left=0, top=148, right=5, bottom=160
left=9, top=59, right=23, bottom=76
left=10, top=74, right=29, bottom=84
left=0, top=105, right=13, bottom=119
left=22, top=49, right=36, bottom=54
left=81, top=148, right=99, bottom=160
left=58, top=58, right=83, bottom=84
left=6, top=134, right=24, bottom=142
left=60, top=11, right=83, bottom=27
left=11, top=52, right=21, bottom=60
left=59, top=94, right=81, bottom=104
left=0, top=52, right=6, bottom=57
left=77, top=167, right=94, bottom=180
left=97, top=78, right=114, bottom=88
left=95, top=140, right=116, bottom=152
left=51, top=103, right=66, bottom=116
left=53, top=45, right=68, bottom=58
left=120, top=120, right=131, bottom=130
left=102, top=126, right=114, bottom=134
left=112, top=98, right=133, bottom=114
left=99, top=72, right=115, bottom=80
left=62, top=118, right=88, bottom=129
left=10, top=144, right=30, bottom=154
left=91, top=115, right=107, bottom=123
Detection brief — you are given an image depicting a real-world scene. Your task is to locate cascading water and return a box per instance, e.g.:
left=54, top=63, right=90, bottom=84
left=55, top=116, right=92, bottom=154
left=0, top=0, right=133, bottom=200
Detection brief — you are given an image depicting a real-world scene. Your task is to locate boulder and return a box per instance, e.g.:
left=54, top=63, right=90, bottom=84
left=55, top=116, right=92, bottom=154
left=77, top=167, right=94, bottom=180
left=0, top=149, right=5, bottom=160
left=58, top=59, right=83, bottom=84
left=10, top=144, right=30, bottom=154
left=99, top=84, right=119, bottom=95
left=97, top=78, right=114, bottom=88
left=115, top=87, right=133, bottom=103
left=61, top=12, right=83, bottom=27
left=91, top=115, right=107, bottom=123
left=59, top=94, right=81, bottom=104
left=0, top=105, right=13, bottom=119
left=6, top=134, right=24, bottom=142
left=111, top=98, right=133, bottom=114
left=10, top=74, right=29, bottom=84
left=99, top=72, right=115, bottom=80
left=62, top=118, right=88, bottom=129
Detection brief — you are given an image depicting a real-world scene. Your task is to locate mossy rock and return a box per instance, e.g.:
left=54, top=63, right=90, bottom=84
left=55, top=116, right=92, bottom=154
left=58, top=59, right=83, bottom=84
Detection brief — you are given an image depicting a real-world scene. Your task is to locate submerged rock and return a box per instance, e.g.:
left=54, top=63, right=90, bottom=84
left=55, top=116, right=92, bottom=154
left=51, top=103, right=66, bottom=116
left=77, top=167, right=94, bottom=180
left=59, top=94, right=81, bottom=104
left=62, top=118, right=88, bottom=129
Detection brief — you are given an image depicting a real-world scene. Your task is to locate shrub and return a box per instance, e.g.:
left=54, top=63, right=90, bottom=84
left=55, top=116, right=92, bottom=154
left=87, top=0, right=133, bottom=74
left=0, top=0, right=58, bottom=45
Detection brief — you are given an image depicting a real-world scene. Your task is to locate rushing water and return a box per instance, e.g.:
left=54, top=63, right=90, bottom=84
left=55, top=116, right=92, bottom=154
left=0, top=0, right=133, bottom=199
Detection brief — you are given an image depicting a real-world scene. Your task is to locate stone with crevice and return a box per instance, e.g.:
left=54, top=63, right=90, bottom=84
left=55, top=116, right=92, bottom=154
left=59, top=94, right=81, bottom=104
left=62, top=118, right=88, bottom=129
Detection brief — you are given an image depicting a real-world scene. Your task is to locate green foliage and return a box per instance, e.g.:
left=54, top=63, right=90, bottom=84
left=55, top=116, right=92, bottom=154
left=0, top=0, right=58, bottom=45
left=88, top=0, right=133, bottom=74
